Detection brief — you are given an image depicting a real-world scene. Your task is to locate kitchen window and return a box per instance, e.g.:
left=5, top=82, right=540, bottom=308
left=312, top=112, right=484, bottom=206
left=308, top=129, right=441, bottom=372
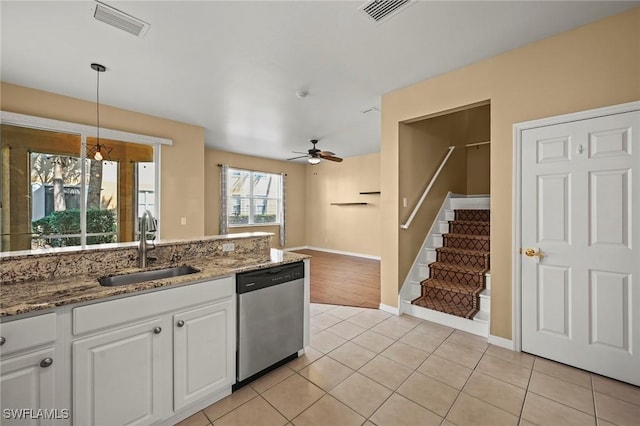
left=0, top=111, right=170, bottom=253
left=227, top=168, right=282, bottom=226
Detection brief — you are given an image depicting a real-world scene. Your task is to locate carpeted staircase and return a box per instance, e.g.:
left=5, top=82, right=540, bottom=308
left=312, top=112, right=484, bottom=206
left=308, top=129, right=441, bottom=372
left=411, top=209, right=490, bottom=319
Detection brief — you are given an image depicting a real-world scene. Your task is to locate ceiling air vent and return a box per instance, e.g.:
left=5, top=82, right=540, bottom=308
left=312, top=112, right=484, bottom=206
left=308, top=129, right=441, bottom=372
left=360, top=0, right=412, bottom=23
left=92, top=1, right=150, bottom=37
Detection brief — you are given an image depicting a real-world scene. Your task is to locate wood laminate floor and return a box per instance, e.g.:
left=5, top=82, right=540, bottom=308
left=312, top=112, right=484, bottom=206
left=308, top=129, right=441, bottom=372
left=293, top=249, right=380, bottom=309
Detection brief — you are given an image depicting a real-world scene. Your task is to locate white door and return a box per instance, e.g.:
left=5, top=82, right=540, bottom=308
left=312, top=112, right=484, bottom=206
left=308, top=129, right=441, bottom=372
left=521, top=108, right=640, bottom=386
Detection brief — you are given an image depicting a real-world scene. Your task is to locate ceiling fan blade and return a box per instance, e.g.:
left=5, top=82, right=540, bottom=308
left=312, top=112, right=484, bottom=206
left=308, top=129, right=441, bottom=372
left=286, top=154, right=310, bottom=161
left=292, top=151, right=309, bottom=155
left=321, top=155, right=343, bottom=162
left=318, top=150, right=335, bottom=156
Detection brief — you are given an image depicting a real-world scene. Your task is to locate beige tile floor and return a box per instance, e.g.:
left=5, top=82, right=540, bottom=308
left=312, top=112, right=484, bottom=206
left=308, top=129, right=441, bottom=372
left=177, top=303, right=640, bottom=426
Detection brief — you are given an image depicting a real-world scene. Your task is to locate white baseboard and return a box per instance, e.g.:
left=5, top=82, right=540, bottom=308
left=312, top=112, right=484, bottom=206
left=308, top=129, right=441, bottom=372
left=379, top=303, right=399, bottom=316
left=401, top=300, right=488, bottom=338
left=487, top=334, right=514, bottom=350
left=284, top=246, right=308, bottom=252
left=293, top=245, right=381, bottom=260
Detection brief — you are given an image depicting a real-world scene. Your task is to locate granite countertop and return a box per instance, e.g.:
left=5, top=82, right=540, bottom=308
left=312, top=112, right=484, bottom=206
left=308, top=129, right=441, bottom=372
left=1, top=250, right=310, bottom=318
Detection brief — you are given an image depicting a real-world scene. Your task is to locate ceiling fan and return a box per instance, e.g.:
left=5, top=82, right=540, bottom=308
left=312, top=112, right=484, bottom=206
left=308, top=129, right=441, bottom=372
left=287, top=139, right=343, bottom=164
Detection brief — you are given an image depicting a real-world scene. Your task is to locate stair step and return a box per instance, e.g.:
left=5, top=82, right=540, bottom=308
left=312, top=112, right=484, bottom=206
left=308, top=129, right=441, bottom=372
left=455, top=209, right=490, bottom=222
left=449, top=197, right=490, bottom=210
left=435, top=247, right=489, bottom=269
left=443, top=233, right=490, bottom=251
left=412, top=296, right=479, bottom=319
left=419, top=286, right=479, bottom=314
left=430, top=261, right=486, bottom=274
left=448, top=220, right=490, bottom=236
left=428, top=262, right=487, bottom=286
left=419, top=278, right=484, bottom=296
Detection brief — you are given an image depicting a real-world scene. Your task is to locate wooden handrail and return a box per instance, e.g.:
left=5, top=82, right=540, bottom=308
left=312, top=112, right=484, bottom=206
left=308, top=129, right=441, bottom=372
left=400, top=146, right=455, bottom=230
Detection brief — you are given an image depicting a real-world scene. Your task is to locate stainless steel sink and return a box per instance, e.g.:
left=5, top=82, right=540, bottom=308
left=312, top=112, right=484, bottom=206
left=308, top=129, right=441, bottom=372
left=98, top=265, right=200, bottom=287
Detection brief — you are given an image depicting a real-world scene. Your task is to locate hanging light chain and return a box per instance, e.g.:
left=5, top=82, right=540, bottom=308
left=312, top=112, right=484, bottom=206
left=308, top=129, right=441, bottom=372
left=90, top=63, right=106, bottom=161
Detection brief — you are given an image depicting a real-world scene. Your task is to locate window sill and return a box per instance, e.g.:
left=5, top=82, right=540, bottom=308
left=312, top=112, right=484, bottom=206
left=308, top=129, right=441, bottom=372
left=228, top=223, right=281, bottom=228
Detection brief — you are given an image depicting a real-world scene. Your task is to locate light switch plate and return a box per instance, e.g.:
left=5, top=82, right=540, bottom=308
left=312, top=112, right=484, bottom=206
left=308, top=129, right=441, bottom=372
left=222, top=243, right=235, bottom=252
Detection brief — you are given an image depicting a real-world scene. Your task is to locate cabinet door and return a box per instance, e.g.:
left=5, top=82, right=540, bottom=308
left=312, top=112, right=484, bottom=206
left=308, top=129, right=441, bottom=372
left=173, top=298, right=234, bottom=411
left=73, top=319, right=166, bottom=426
left=0, top=348, right=58, bottom=426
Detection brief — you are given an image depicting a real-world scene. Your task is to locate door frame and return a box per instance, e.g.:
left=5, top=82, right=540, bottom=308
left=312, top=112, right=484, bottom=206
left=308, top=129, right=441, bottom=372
left=511, top=100, right=640, bottom=352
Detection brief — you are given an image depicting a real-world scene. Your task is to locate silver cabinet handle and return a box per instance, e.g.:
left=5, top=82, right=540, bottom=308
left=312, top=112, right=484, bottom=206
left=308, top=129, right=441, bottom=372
left=153, top=327, right=162, bottom=334
left=176, top=320, right=185, bottom=328
left=40, top=357, right=53, bottom=368
left=0, top=336, right=5, bottom=346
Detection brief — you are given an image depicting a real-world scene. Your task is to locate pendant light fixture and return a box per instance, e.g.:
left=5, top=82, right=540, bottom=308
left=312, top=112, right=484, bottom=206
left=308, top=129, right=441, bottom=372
left=87, top=63, right=112, bottom=161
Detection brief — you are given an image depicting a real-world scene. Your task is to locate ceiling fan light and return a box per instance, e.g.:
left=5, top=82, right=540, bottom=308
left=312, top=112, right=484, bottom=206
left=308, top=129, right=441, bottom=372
left=308, top=157, right=321, bottom=165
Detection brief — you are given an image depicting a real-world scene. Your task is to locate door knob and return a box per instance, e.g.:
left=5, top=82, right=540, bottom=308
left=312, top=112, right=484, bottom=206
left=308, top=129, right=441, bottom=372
left=523, top=248, right=544, bottom=258
left=153, top=327, right=162, bottom=334
left=40, top=357, right=54, bottom=368
left=176, top=320, right=185, bottom=328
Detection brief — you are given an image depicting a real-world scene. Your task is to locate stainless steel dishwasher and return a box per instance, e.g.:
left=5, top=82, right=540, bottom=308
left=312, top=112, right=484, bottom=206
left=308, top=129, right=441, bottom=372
left=235, top=261, right=304, bottom=388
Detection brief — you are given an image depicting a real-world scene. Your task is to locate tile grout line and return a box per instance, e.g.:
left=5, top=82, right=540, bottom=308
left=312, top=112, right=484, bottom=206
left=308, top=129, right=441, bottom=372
left=517, top=353, right=537, bottom=424
left=439, top=336, right=491, bottom=423
left=591, top=373, right=599, bottom=423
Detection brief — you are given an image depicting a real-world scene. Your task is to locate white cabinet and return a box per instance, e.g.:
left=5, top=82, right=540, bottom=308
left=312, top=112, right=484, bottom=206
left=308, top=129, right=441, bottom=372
left=70, top=277, right=234, bottom=425
left=73, top=318, right=167, bottom=426
left=0, top=313, right=60, bottom=426
left=173, top=298, right=235, bottom=411
left=0, top=348, right=57, bottom=426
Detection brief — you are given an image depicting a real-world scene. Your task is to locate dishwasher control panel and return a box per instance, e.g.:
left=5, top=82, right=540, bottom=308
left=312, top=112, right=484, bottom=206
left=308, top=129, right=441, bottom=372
left=236, top=262, right=304, bottom=294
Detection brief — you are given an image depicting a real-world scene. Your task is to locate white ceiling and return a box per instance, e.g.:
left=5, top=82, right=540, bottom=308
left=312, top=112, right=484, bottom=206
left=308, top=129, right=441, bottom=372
left=2, top=1, right=637, bottom=162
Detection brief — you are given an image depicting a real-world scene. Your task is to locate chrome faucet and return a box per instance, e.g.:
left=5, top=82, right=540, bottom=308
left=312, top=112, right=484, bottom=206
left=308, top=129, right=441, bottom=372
left=139, top=210, right=157, bottom=268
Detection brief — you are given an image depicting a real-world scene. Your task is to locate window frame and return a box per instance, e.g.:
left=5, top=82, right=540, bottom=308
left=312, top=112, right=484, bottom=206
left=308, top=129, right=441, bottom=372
left=0, top=111, right=171, bottom=252
left=227, top=168, right=282, bottom=227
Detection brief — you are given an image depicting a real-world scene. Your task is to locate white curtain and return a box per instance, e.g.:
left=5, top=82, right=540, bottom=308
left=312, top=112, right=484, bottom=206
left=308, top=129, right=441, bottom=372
left=279, top=172, right=286, bottom=246
left=219, top=164, right=228, bottom=235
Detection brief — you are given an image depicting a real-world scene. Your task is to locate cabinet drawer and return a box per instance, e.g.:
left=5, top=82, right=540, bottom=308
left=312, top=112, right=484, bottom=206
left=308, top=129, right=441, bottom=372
left=0, top=313, right=56, bottom=356
left=73, top=276, right=233, bottom=336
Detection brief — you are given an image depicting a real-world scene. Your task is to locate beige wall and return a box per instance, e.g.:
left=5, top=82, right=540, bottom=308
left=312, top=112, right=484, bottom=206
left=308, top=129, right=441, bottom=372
left=466, top=144, right=490, bottom=195
left=306, top=153, right=381, bottom=257
left=381, top=8, right=640, bottom=339
left=204, top=149, right=307, bottom=249
left=1, top=82, right=206, bottom=240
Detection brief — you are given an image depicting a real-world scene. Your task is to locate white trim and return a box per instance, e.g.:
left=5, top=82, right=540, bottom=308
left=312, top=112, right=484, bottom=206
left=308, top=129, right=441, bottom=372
left=1, top=111, right=173, bottom=146
left=284, top=246, right=308, bottom=252
left=512, top=101, right=640, bottom=353
left=401, top=300, right=488, bottom=337
left=379, top=303, right=400, bottom=316
left=487, top=335, right=514, bottom=350
left=154, top=142, right=162, bottom=240
left=304, top=246, right=381, bottom=260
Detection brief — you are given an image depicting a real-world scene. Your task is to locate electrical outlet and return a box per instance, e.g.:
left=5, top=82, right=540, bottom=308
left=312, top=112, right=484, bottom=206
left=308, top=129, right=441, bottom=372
left=222, top=243, right=235, bottom=252
left=180, top=217, right=187, bottom=225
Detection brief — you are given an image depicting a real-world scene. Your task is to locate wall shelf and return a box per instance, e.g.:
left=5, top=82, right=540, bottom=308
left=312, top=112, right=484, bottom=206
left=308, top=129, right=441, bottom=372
left=330, top=202, right=369, bottom=206
left=359, top=191, right=381, bottom=195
